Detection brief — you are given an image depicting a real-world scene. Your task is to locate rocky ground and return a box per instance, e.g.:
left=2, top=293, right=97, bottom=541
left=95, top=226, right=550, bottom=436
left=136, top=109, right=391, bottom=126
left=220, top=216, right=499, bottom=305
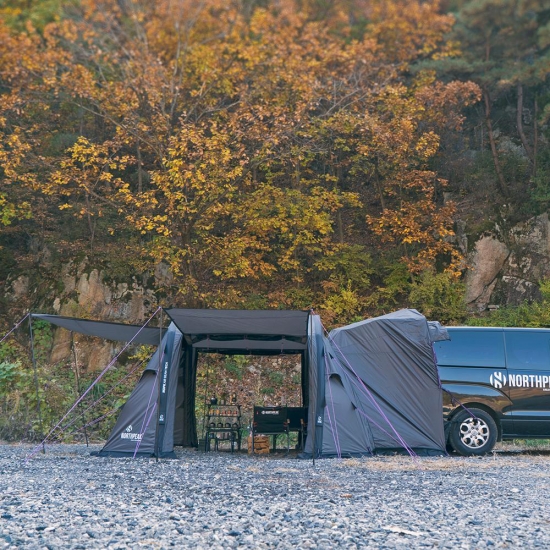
left=1, top=443, right=549, bottom=549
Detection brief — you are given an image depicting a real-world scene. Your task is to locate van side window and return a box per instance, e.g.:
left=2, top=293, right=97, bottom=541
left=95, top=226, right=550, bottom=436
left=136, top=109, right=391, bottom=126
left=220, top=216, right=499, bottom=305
left=505, top=332, right=550, bottom=371
left=434, top=331, right=505, bottom=367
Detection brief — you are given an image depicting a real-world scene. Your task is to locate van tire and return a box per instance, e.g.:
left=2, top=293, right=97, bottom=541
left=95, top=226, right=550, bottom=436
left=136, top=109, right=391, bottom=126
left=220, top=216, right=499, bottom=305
left=449, top=408, right=497, bottom=456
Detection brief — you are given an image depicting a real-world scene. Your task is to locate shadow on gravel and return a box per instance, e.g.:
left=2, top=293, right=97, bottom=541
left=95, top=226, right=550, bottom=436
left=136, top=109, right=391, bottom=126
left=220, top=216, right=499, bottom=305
left=494, top=449, right=550, bottom=456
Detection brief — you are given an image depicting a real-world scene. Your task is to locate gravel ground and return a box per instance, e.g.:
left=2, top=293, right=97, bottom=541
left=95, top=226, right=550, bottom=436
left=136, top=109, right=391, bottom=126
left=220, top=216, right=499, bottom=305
left=1, top=443, right=550, bottom=549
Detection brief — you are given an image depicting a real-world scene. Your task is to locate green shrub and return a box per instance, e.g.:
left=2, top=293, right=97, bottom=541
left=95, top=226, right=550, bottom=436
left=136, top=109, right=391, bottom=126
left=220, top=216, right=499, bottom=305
left=408, top=270, right=467, bottom=324
left=467, top=280, right=550, bottom=327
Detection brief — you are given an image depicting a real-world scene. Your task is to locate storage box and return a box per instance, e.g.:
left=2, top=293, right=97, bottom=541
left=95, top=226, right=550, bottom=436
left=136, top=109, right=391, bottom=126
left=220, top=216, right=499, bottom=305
left=248, top=434, right=270, bottom=454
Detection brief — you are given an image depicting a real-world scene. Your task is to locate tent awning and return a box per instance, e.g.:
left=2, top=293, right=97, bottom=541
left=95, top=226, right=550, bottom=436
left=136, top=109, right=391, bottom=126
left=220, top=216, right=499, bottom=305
left=164, top=308, right=310, bottom=353
left=34, top=309, right=310, bottom=353
left=33, top=314, right=165, bottom=346
left=164, top=308, right=309, bottom=336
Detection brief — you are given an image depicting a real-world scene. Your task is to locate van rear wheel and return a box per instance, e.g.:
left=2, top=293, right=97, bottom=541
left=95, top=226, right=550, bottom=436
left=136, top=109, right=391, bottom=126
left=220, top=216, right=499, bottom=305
left=449, top=408, right=497, bottom=456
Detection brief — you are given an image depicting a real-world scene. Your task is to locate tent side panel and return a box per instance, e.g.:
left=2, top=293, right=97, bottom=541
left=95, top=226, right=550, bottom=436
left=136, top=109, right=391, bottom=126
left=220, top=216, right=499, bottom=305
left=173, top=359, right=185, bottom=446
left=97, top=370, right=158, bottom=456
left=303, top=315, right=325, bottom=457
left=96, top=323, right=182, bottom=458
left=329, top=311, right=446, bottom=453
left=159, top=329, right=183, bottom=456
left=321, top=375, right=374, bottom=457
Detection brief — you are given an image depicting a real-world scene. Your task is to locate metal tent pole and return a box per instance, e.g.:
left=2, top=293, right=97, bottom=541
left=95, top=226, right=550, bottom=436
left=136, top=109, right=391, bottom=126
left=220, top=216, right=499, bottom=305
left=155, top=309, right=163, bottom=462
left=71, top=333, right=89, bottom=447
left=201, top=356, right=210, bottom=443
left=309, top=312, right=316, bottom=466
left=29, top=315, right=45, bottom=454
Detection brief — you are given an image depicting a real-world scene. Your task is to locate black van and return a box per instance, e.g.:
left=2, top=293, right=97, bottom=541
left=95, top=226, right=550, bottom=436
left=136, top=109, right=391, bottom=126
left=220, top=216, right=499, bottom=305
left=433, top=327, right=550, bottom=455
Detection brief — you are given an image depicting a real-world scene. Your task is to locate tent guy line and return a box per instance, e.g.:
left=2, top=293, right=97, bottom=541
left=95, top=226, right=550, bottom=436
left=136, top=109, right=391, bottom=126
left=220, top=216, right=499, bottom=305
left=133, top=349, right=164, bottom=459
left=346, top=372, right=417, bottom=453
left=134, top=402, right=157, bottom=459
left=0, top=312, right=30, bottom=345
left=52, top=357, right=149, bottom=442
left=323, top=352, right=343, bottom=459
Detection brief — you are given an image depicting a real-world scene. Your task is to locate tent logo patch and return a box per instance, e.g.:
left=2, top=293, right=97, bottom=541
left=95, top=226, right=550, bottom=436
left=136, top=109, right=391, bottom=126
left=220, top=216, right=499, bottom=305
left=121, top=424, right=142, bottom=440
left=490, top=372, right=507, bottom=389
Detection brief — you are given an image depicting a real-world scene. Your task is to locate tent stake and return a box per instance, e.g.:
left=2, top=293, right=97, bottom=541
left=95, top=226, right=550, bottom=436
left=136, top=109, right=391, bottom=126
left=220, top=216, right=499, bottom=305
left=29, top=315, right=45, bottom=454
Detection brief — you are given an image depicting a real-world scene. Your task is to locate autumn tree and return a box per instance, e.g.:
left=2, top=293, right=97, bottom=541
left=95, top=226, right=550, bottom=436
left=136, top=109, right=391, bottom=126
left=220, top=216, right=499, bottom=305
left=438, top=0, right=550, bottom=199
left=0, top=0, right=480, bottom=322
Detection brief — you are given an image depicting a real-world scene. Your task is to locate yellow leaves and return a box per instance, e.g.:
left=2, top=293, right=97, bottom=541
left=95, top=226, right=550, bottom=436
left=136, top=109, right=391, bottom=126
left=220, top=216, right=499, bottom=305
left=415, top=131, right=440, bottom=160
left=367, top=163, right=461, bottom=274
left=0, top=0, right=476, bottom=309
left=366, top=0, right=456, bottom=66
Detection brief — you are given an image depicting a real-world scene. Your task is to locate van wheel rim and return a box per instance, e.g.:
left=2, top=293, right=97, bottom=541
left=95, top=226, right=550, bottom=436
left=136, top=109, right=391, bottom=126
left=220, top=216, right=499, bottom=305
left=459, top=417, right=490, bottom=449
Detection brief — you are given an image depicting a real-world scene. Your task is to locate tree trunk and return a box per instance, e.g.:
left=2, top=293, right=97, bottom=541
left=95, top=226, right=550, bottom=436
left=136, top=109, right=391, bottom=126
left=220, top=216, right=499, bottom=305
left=534, top=96, right=539, bottom=176
left=516, top=83, right=534, bottom=164
left=337, top=210, right=344, bottom=244
left=483, top=89, right=508, bottom=198
left=137, top=144, right=143, bottom=194
left=374, top=162, right=386, bottom=211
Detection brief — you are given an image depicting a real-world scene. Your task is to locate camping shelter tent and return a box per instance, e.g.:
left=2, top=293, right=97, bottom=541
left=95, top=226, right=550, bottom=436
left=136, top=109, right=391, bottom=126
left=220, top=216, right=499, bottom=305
left=35, top=309, right=311, bottom=457
left=34, top=308, right=447, bottom=458
left=304, top=309, right=448, bottom=457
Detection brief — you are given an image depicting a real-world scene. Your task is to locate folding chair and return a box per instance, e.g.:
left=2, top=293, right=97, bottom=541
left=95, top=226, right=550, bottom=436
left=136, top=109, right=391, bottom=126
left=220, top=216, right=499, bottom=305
left=286, top=407, right=307, bottom=450
left=251, top=406, right=290, bottom=454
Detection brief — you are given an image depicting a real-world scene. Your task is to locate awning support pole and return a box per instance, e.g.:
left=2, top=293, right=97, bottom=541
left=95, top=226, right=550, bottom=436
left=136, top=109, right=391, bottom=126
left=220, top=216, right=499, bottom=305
left=309, top=312, right=316, bottom=467
left=155, top=308, right=163, bottom=462
left=29, top=315, right=45, bottom=454
left=201, top=355, right=210, bottom=443
left=71, top=332, right=89, bottom=447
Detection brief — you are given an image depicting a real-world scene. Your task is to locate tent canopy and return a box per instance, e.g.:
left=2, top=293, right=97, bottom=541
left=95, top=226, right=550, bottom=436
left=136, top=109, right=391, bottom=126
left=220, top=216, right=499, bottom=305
left=164, top=308, right=309, bottom=353
left=35, top=309, right=310, bottom=354
left=32, top=314, right=165, bottom=346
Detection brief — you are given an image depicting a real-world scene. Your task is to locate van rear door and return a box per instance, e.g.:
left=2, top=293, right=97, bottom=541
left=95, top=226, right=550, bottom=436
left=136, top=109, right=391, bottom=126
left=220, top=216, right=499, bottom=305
left=504, top=330, right=550, bottom=437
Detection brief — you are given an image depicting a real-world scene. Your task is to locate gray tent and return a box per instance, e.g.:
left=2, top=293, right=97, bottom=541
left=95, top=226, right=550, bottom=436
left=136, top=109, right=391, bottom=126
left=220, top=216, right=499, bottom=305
left=304, top=309, right=448, bottom=457
left=35, top=308, right=447, bottom=458
left=36, top=309, right=310, bottom=457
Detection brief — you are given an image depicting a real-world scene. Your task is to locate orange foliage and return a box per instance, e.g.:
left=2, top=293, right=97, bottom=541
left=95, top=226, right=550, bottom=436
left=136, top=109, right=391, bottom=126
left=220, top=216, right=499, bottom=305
left=0, top=0, right=480, bottom=317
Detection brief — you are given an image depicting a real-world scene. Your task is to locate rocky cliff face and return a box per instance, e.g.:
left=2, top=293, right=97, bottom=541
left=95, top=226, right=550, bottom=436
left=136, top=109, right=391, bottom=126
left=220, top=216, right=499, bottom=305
left=5, top=259, right=167, bottom=372
left=464, top=213, right=550, bottom=311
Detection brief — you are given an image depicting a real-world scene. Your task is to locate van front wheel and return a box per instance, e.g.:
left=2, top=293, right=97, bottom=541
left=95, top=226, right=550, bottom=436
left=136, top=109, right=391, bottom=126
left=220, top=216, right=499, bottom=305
left=449, top=408, right=497, bottom=456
